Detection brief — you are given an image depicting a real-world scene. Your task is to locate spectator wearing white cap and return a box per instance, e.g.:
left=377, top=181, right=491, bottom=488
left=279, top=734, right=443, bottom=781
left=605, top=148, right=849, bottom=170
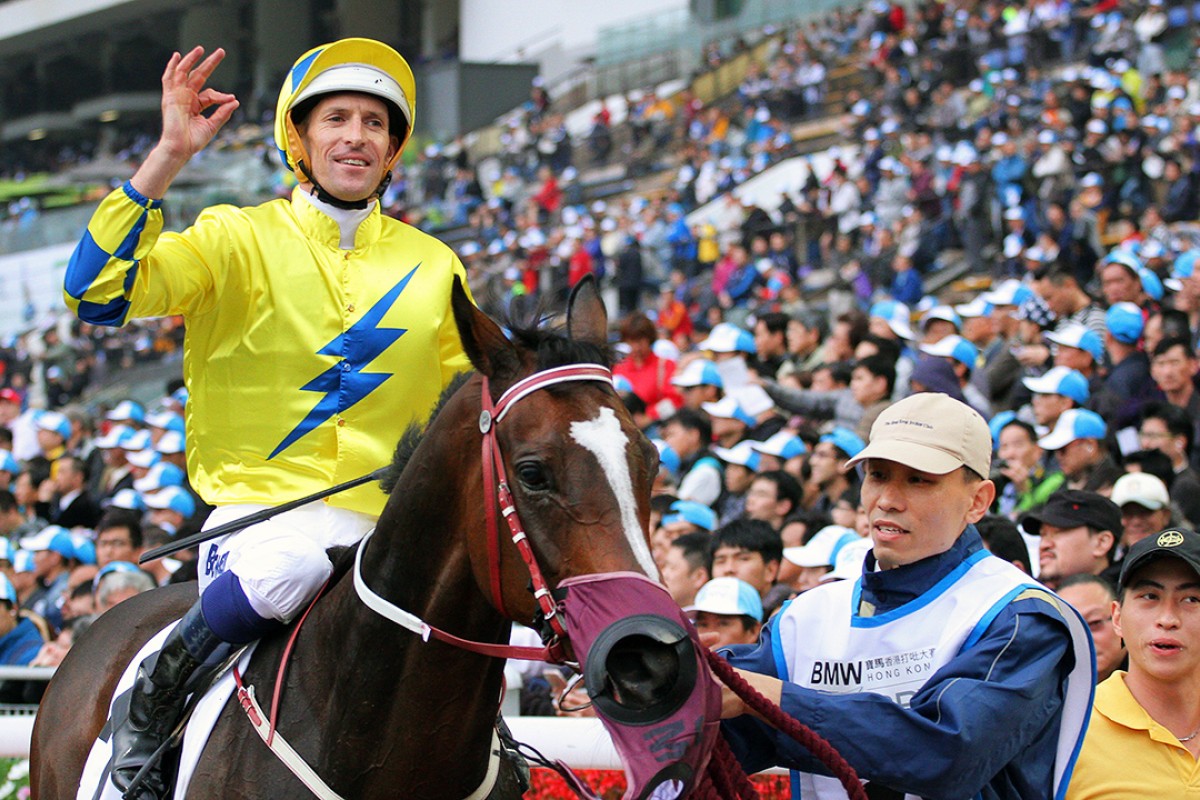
left=1110, top=472, right=1172, bottom=554
left=1038, top=408, right=1123, bottom=495
left=145, top=485, right=197, bottom=537
left=671, top=359, right=723, bottom=409
left=702, top=384, right=782, bottom=449
left=1045, top=322, right=1105, bottom=388
left=919, top=334, right=993, bottom=418
left=687, top=576, right=763, bottom=649
left=749, top=431, right=806, bottom=474
left=781, top=524, right=860, bottom=594
left=1093, top=302, right=1157, bottom=431
left=712, top=442, right=761, bottom=525
left=92, top=424, right=137, bottom=501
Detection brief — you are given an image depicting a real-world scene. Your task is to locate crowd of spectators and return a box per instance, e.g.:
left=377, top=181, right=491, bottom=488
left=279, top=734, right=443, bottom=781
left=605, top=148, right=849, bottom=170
left=4, top=0, right=1200, bottom=763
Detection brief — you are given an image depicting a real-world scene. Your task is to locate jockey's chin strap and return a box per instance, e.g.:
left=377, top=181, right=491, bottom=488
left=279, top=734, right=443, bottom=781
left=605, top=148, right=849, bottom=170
left=352, top=363, right=614, bottom=664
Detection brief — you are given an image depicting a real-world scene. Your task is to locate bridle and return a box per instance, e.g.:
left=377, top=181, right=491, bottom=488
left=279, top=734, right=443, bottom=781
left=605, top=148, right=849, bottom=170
left=353, top=363, right=616, bottom=663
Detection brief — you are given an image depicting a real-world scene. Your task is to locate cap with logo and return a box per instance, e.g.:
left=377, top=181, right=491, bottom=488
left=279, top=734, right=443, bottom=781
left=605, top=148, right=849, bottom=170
left=844, top=393, right=990, bottom=476
left=1111, top=472, right=1170, bottom=511
left=1022, top=366, right=1090, bottom=405
left=1118, top=528, right=1200, bottom=592
left=1020, top=489, right=1123, bottom=537
left=685, top=577, right=764, bottom=622
left=1037, top=408, right=1106, bottom=450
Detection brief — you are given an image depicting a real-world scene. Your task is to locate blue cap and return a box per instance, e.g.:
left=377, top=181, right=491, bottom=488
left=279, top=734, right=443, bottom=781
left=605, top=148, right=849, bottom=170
left=612, top=374, right=635, bottom=394
left=1038, top=408, right=1107, bottom=450
left=106, top=400, right=145, bottom=424
left=71, top=534, right=96, bottom=566
left=869, top=300, right=914, bottom=340
left=171, top=387, right=189, bottom=407
left=671, top=359, right=723, bottom=389
left=145, top=485, right=196, bottom=518
left=662, top=500, right=718, bottom=532
left=93, top=560, right=145, bottom=590
left=687, top=577, right=764, bottom=622
left=145, top=410, right=186, bottom=435
left=1174, top=250, right=1200, bottom=280
left=1022, top=366, right=1091, bottom=405
left=106, top=488, right=148, bottom=512
left=1046, top=324, right=1105, bottom=363
left=988, top=410, right=1018, bottom=448
left=133, top=462, right=186, bottom=492
left=750, top=432, right=807, bottom=460
left=820, top=427, right=866, bottom=459
left=19, top=525, right=75, bottom=559
left=713, top=441, right=762, bottom=471
left=1106, top=302, right=1144, bottom=344
left=34, top=410, right=71, bottom=441
left=0, top=450, right=19, bottom=475
left=702, top=397, right=756, bottom=427
left=652, top=439, right=681, bottom=478
left=919, top=334, right=980, bottom=371
left=1137, top=267, right=1164, bottom=301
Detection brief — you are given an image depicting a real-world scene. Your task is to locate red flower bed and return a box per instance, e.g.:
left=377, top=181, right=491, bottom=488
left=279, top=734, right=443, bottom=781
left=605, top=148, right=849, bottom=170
left=525, top=768, right=791, bottom=798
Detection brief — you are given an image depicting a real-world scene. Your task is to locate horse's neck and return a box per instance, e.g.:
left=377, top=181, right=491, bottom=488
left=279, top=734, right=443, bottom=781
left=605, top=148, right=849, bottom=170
left=287, top=437, right=510, bottom=795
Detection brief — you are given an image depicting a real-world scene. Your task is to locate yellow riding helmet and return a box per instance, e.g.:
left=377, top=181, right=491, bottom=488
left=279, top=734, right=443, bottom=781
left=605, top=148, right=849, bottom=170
left=273, top=38, right=416, bottom=185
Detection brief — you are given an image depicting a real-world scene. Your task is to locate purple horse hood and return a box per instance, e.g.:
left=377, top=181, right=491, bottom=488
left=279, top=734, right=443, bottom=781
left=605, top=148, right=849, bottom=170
left=558, top=571, right=722, bottom=800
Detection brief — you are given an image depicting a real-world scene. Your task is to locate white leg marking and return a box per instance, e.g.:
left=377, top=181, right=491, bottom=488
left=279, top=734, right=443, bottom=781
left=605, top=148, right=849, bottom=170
left=570, top=407, right=659, bottom=578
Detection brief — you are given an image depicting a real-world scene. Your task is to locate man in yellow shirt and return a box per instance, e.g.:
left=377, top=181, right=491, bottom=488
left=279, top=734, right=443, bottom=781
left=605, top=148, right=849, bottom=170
left=1067, top=528, right=1200, bottom=798
left=64, top=39, right=470, bottom=798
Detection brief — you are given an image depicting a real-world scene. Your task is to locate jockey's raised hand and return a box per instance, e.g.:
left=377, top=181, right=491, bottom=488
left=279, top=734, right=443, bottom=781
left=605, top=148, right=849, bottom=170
left=132, top=46, right=239, bottom=199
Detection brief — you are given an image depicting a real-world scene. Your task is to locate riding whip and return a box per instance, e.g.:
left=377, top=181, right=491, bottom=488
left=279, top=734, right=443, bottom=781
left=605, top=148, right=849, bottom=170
left=138, top=467, right=389, bottom=564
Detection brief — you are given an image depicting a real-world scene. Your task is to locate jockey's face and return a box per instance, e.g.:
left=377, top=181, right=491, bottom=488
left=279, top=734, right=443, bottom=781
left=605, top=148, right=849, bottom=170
left=297, top=92, right=399, bottom=203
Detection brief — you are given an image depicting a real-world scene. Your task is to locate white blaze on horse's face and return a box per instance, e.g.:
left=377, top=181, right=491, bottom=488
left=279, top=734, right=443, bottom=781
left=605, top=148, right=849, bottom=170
left=569, top=406, right=659, bottom=579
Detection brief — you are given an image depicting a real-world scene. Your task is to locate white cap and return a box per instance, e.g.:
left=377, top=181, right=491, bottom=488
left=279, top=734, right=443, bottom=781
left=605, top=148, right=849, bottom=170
left=1111, top=472, right=1170, bottom=511
left=783, top=526, right=860, bottom=568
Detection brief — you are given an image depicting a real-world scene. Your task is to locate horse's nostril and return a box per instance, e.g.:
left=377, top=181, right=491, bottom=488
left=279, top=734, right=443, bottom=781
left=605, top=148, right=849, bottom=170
left=605, top=634, right=682, bottom=710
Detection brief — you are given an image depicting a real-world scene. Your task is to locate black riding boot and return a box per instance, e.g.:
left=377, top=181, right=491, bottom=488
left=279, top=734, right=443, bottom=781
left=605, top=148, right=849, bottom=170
left=110, top=601, right=236, bottom=800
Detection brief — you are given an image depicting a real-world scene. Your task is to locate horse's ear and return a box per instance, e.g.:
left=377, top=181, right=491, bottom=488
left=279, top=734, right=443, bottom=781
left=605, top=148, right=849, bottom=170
left=566, top=275, right=608, bottom=347
left=451, top=276, right=521, bottom=380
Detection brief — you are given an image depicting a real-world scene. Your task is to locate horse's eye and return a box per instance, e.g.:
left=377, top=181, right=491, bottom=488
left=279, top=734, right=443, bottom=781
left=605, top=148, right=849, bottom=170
left=515, top=461, right=552, bottom=492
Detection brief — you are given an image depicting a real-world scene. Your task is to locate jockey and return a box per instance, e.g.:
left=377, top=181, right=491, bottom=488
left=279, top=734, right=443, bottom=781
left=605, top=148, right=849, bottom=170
left=63, top=39, right=471, bottom=798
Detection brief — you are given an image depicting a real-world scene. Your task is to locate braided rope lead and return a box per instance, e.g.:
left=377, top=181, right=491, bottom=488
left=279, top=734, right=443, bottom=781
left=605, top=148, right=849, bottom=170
left=703, top=648, right=870, bottom=800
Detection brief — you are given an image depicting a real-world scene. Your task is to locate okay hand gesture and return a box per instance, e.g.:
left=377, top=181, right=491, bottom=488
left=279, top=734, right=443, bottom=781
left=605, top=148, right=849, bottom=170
left=158, top=46, right=240, bottom=162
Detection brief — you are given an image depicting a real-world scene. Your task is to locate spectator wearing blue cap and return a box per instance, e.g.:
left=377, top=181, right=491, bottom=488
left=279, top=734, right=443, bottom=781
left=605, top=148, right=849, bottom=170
left=670, top=359, right=723, bottom=409
left=1023, top=366, right=1091, bottom=432
left=712, top=442, right=761, bottom=525
left=145, top=485, right=196, bottom=536
left=33, top=411, right=72, bottom=468
left=805, top=428, right=864, bottom=516
left=919, top=334, right=993, bottom=418
left=686, top=576, right=763, bottom=649
left=1093, top=302, right=1159, bottom=431
left=93, top=424, right=138, bottom=500
left=18, top=525, right=76, bottom=632
left=0, top=450, right=19, bottom=494
left=0, top=573, right=46, bottom=672
left=1038, top=409, right=1123, bottom=495
left=1099, top=255, right=1154, bottom=310
left=1045, top=323, right=1105, bottom=393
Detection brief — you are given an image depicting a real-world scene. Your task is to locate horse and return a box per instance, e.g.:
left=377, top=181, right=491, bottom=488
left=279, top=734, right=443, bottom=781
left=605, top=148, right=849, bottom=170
left=32, top=277, right=692, bottom=799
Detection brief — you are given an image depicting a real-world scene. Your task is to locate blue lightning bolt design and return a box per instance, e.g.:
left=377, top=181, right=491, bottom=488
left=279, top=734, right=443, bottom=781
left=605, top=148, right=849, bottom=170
left=269, top=265, right=419, bottom=460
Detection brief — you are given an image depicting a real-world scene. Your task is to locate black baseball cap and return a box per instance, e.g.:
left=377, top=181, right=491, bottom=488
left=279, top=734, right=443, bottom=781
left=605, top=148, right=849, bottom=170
left=1118, top=528, right=1200, bottom=593
left=1020, top=490, right=1123, bottom=539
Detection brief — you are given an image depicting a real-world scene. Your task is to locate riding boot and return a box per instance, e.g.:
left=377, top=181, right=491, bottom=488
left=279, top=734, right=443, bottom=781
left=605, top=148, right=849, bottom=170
left=110, top=601, right=236, bottom=800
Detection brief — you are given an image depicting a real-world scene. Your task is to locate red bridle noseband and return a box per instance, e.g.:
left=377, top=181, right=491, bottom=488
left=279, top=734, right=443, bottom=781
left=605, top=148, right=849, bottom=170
left=353, top=363, right=616, bottom=664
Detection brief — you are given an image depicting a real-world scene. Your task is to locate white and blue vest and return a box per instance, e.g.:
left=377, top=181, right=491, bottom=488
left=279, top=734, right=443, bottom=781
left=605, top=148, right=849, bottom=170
left=771, top=549, right=1095, bottom=800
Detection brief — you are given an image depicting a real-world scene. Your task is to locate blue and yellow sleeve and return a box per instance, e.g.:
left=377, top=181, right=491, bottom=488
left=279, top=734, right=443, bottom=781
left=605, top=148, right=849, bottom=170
left=64, top=181, right=164, bottom=326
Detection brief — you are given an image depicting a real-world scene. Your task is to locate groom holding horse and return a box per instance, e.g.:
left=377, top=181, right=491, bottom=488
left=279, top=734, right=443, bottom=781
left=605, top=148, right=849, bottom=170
left=63, top=38, right=471, bottom=798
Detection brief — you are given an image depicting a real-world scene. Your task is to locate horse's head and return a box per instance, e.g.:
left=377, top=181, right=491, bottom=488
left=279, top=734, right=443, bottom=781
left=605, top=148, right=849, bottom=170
left=451, top=277, right=721, bottom=800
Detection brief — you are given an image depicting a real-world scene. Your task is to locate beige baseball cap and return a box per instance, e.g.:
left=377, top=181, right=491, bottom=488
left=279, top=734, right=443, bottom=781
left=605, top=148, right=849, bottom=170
left=843, top=392, right=991, bottom=476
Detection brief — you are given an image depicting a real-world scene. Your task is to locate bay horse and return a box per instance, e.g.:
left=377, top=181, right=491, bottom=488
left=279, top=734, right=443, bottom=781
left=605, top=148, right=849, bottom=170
left=32, top=277, right=683, bottom=799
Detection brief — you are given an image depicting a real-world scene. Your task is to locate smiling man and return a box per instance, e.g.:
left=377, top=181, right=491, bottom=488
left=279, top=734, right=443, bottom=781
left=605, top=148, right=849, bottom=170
left=62, top=39, right=471, bottom=798
left=1067, top=529, right=1200, bottom=798
left=717, top=393, right=1094, bottom=799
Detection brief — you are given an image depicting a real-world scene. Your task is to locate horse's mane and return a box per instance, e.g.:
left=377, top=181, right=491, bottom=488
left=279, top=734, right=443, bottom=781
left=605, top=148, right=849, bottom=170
left=377, top=310, right=613, bottom=496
